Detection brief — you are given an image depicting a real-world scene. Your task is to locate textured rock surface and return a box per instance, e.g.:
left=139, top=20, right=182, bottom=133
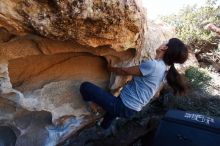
left=0, top=0, right=145, bottom=52
left=0, top=0, right=198, bottom=146
left=0, top=0, right=146, bottom=145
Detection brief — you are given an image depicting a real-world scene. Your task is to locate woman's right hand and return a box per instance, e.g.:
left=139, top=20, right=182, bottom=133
left=107, top=60, right=113, bottom=72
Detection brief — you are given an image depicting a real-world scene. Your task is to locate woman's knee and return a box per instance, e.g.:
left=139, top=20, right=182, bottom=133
left=80, top=81, right=92, bottom=94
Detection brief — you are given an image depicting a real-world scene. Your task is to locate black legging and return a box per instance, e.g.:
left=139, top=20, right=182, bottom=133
left=80, top=81, right=137, bottom=129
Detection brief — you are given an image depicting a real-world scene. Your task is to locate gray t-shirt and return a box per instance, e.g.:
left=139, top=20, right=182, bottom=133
left=120, top=59, right=167, bottom=111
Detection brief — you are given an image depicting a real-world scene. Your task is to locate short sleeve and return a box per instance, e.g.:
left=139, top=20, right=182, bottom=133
left=139, top=60, right=156, bottom=76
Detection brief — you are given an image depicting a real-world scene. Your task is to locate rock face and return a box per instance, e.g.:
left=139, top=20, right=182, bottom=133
left=0, top=0, right=145, bottom=52
left=0, top=0, right=147, bottom=145
left=0, top=0, right=197, bottom=145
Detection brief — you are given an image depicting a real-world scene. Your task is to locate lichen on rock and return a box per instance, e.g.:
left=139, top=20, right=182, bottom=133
left=0, top=0, right=145, bottom=51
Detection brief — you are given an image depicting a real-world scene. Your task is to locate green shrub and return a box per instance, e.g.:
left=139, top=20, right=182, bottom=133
left=185, top=66, right=212, bottom=89
left=161, top=0, right=220, bottom=51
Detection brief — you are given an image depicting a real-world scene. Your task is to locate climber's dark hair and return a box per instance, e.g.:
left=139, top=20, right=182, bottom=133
left=163, top=38, right=188, bottom=95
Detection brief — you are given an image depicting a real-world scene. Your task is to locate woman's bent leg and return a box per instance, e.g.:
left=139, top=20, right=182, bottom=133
left=80, top=82, right=117, bottom=114
left=80, top=82, right=138, bottom=129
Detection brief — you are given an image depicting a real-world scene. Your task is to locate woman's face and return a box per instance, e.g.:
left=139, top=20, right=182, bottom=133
left=156, top=41, right=168, bottom=55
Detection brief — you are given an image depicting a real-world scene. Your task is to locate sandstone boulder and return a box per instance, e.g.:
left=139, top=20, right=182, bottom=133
left=0, top=0, right=198, bottom=145
left=0, top=0, right=146, bottom=145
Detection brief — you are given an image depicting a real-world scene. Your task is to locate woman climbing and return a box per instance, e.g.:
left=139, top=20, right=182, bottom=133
left=80, top=38, right=188, bottom=129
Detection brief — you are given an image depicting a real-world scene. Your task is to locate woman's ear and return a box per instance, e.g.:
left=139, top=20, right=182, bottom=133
left=161, top=45, right=168, bottom=51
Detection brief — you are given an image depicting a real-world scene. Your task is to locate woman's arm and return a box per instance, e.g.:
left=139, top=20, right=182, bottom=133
left=108, top=65, right=142, bottom=76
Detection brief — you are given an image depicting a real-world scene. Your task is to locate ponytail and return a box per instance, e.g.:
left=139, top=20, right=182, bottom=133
left=166, top=64, right=187, bottom=95
left=163, top=38, right=188, bottom=95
